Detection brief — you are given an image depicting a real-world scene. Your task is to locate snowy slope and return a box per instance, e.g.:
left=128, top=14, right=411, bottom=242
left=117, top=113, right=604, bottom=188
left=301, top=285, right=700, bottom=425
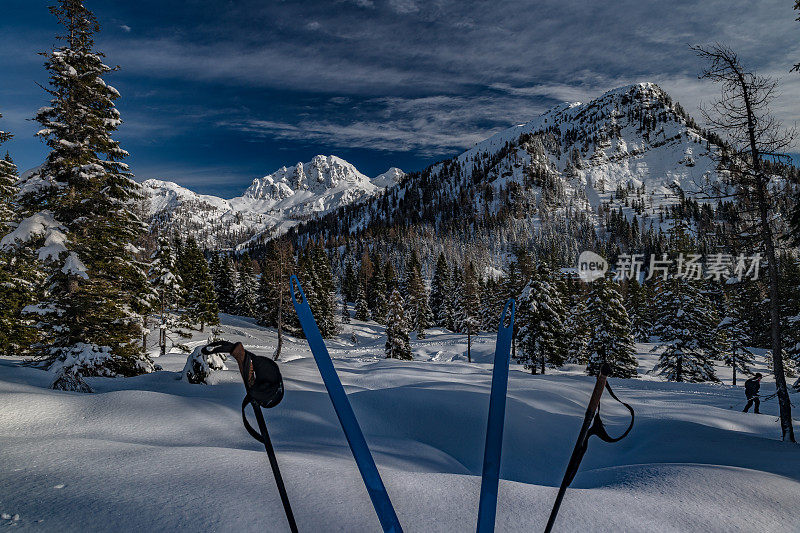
left=142, top=155, right=403, bottom=249
left=282, top=83, right=733, bottom=257
left=143, top=83, right=725, bottom=252
left=1, top=314, right=798, bottom=531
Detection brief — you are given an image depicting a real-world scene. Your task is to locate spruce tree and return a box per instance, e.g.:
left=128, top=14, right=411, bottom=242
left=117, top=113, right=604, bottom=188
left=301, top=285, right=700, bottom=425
left=404, top=251, right=431, bottom=338
left=180, top=237, right=218, bottom=332
left=624, top=278, right=653, bottom=342
left=651, top=278, right=719, bottom=382
left=0, top=126, right=40, bottom=356
left=455, top=262, right=481, bottom=362
left=717, top=289, right=755, bottom=386
left=583, top=277, right=638, bottom=378
left=778, top=255, right=800, bottom=373
left=517, top=267, right=567, bottom=374
left=341, top=300, right=351, bottom=324
left=9, top=1, right=152, bottom=379
left=368, top=255, right=388, bottom=324
left=384, top=260, right=399, bottom=295
left=354, top=282, right=370, bottom=321
left=342, top=258, right=359, bottom=303
left=215, top=255, right=238, bottom=314
left=385, top=288, right=412, bottom=360
left=311, top=242, right=338, bottom=337
left=430, top=252, right=452, bottom=328
left=235, top=255, right=258, bottom=317
left=149, top=236, right=182, bottom=356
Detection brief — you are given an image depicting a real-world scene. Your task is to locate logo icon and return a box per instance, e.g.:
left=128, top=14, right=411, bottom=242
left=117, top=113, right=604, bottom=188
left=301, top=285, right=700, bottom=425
left=577, top=251, right=608, bottom=282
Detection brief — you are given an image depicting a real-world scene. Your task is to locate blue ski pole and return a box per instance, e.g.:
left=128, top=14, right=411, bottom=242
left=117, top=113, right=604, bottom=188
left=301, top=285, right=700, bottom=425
left=290, top=275, right=403, bottom=533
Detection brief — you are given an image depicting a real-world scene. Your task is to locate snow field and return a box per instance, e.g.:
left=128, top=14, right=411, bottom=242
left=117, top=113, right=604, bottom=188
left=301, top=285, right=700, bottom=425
left=0, top=314, right=798, bottom=531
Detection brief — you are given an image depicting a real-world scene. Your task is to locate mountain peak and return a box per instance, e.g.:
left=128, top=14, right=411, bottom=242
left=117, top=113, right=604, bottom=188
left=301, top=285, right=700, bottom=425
left=243, top=154, right=372, bottom=200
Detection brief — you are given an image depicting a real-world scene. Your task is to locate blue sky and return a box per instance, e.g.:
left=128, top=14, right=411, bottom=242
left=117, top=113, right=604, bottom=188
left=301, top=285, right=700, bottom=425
left=1, top=0, right=799, bottom=197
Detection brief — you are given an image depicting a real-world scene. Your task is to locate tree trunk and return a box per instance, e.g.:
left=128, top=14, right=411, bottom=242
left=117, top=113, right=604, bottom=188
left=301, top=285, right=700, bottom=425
left=741, top=75, right=795, bottom=442
left=732, top=361, right=737, bottom=387
left=274, top=254, right=285, bottom=361
left=755, top=174, right=794, bottom=441
left=467, top=330, right=471, bottom=363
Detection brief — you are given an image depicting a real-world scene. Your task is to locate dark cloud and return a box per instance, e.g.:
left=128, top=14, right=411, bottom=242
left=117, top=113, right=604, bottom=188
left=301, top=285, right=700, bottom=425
left=1, top=0, right=798, bottom=194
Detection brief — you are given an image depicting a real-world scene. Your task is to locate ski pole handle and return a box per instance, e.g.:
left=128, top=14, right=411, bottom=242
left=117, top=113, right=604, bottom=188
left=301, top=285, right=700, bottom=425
left=230, top=342, right=255, bottom=388
left=584, top=363, right=610, bottom=425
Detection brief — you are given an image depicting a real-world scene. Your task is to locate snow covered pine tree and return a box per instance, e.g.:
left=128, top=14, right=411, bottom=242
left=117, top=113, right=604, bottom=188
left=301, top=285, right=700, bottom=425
left=385, top=288, right=412, bottom=360
left=3, top=1, right=154, bottom=388
left=582, top=276, right=638, bottom=378
left=0, top=117, right=40, bottom=356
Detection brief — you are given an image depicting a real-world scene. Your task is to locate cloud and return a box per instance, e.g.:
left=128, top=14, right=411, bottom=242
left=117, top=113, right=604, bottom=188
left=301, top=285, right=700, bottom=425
left=120, top=24, right=132, bottom=32
left=218, top=93, right=548, bottom=155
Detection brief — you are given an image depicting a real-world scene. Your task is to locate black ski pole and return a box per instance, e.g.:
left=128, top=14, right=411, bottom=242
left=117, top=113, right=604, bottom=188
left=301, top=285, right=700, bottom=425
left=247, top=398, right=299, bottom=533
left=544, top=363, right=634, bottom=533
left=206, top=341, right=299, bottom=533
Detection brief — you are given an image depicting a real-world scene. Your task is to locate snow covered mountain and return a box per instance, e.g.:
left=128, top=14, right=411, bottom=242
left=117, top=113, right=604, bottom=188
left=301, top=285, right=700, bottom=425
left=142, top=155, right=404, bottom=249
left=277, top=83, right=730, bottom=264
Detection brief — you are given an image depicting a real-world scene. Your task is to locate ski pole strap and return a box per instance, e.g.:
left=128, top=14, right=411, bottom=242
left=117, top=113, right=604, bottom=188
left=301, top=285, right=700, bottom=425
left=476, top=298, right=515, bottom=533
left=544, top=364, right=634, bottom=533
left=290, top=275, right=403, bottom=533
left=589, top=382, right=635, bottom=444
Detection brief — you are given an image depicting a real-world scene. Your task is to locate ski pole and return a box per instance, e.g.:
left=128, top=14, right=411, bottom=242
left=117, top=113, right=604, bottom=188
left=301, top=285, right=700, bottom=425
left=205, top=341, right=299, bottom=533
left=544, top=363, right=634, bottom=533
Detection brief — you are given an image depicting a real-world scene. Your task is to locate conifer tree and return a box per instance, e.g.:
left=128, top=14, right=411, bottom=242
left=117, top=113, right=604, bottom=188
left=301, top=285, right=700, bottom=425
left=235, top=255, right=258, bottom=317
left=430, top=252, right=452, bottom=328
left=480, top=277, right=504, bottom=332
left=455, top=262, right=481, bottom=362
left=717, top=289, right=755, bottom=386
left=149, top=235, right=182, bottom=356
left=368, top=255, right=388, bottom=324
left=354, top=282, right=370, bottom=321
left=311, top=242, right=338, bottom=337
left=384, top=260, right=399, bottom=294
left=385, top=288, right=412, bottom=360
left=342, top=258, right=359, bottom=303
left=517, top=267, right=567, bottom=374
left=0, top=125, right=40, bottom=356
left=582, top=277, right=638, bottom=378
left=404, top=251, right=430, bottom=338
left=651, top=278, right=719, bottom=382
left=215, top=255, right=238, bottom=314
left=778, top=255, right=800, bottom=373
left=179, top=237, right=218, bottom=332
left=565, top=297, right=589, bottom=363
left=624, top=278, right=653, bottom=342
left=341, top=300, right=351, bottom=324
left=7, top=1, right=152, bottom=379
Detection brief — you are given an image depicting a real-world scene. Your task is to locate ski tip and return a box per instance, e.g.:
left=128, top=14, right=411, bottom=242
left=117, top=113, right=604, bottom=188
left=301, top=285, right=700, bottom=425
left=289, top=275, right=305, bottom=306
left=500, top=298, right=515, bottom=329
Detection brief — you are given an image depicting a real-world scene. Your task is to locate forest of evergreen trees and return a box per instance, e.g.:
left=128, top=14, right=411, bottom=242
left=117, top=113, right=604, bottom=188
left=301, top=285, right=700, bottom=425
left=0, top=0, right=799, bottom=397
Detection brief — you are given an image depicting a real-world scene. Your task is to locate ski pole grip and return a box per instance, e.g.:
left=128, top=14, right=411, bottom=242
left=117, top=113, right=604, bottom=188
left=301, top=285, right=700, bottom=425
left=586, top=364, right=610, bottom=418
left=230, top=342, right=254, bottom=387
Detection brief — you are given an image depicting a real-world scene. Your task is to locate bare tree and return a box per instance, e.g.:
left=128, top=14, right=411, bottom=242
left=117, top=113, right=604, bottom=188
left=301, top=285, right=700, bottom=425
left=692, top=43, right=796, bottom=442
left=262, top=238, right=294, bottom=361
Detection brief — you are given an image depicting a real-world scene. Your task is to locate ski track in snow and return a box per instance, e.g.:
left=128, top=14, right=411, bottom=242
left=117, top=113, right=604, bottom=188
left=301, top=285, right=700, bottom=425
left=1, top=315, right=799, bottom=532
